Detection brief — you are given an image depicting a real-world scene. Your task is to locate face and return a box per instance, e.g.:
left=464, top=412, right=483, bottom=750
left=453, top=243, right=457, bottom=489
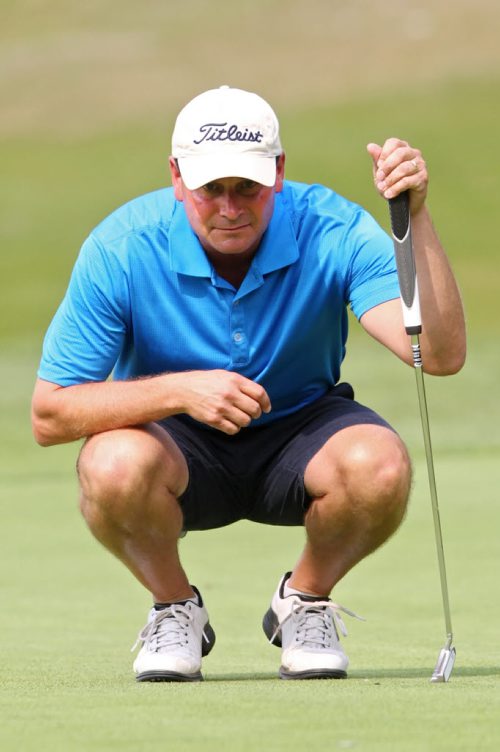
left=169, top=154, right=285, bottom=257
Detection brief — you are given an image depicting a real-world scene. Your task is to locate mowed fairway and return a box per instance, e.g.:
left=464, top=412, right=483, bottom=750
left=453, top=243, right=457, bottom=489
left=1, top=2, right=499, bottom=750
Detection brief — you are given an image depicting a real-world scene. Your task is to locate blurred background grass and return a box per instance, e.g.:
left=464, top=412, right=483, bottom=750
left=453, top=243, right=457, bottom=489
left=1, top=1, right=500, bottom=750
left=2, top=0, right=499, bottom=463
left=2, top=0, right=500, bottom=346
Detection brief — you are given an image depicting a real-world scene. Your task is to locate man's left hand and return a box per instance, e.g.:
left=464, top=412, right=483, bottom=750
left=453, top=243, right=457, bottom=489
left=367, top=138, right=428, bottom=214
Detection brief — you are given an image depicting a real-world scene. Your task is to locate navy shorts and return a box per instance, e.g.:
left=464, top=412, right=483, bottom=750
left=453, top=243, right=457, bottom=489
left=159, top=383, right=393, bottom=531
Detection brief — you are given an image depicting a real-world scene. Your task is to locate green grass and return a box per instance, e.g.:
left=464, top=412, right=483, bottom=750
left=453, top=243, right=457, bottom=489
left=2, top=335, right=499, bottom=751
left=2, top=2, right=500, bottom=748
left=1, top=441, right=500, bottom=752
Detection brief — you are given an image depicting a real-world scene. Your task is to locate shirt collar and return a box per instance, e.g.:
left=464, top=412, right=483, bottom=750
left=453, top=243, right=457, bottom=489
left=251, top=192, right=299, bottom=275
left=169, top=202, right=213, bottom=277
left=168, top=191, right=299, bottom=279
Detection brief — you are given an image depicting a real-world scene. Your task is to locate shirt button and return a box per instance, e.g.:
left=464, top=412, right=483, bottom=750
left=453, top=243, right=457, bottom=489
left=233, top=331, right=243, bottom=343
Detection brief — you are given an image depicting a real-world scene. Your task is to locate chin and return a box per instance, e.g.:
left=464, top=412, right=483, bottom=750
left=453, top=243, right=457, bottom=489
left=217, top=244, right=253, bottom=255
left=210, top=233, right=258, bottom=255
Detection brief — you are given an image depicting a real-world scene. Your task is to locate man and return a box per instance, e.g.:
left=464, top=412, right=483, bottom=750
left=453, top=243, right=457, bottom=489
left=32, top=86, right=466, bottom=682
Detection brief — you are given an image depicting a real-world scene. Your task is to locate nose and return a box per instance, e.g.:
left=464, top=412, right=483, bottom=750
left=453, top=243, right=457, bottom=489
left=218, top=190, right=243, bottom=220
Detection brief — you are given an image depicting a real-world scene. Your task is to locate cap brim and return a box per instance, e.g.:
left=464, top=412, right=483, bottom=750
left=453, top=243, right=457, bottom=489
left=177, top=154, right=277, bottom=190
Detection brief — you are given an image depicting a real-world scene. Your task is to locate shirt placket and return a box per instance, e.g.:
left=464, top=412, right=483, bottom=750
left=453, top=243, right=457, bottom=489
left=230, top=298, right=249, bottom=367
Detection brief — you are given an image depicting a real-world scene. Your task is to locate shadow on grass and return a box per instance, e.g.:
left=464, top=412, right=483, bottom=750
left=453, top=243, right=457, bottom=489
left=205, top=672, right=278, bottom=682
left=205, top=666, right=500, bottom=682
left=350, top=666, right=500, bottom=680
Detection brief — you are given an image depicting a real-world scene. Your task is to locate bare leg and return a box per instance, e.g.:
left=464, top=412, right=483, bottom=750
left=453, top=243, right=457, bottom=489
left=77, top=423, right=193, bottom=603
left=289, top=424, right=411, bottom=596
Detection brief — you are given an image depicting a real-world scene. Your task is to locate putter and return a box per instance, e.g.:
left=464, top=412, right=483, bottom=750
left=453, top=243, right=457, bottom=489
left=388, top=190, right=456, bottom=683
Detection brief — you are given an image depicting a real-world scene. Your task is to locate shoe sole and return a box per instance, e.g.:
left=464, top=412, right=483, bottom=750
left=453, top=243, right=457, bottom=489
left=136, top=670, right=203, bottom=682
left=279, top=667, right=347, bottom=680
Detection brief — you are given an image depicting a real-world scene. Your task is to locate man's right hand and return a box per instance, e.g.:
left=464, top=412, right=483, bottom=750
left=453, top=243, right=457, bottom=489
left=32, top=370, right=272, bottom=446
left=176, top=370, right=272, bottom=434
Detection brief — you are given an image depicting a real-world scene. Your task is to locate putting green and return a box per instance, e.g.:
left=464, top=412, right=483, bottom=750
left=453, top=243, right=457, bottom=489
left=1, top=340, right=498, bottom=751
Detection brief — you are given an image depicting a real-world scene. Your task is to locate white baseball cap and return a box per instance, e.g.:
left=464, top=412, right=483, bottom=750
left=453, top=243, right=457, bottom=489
left=171, top=86, right=282, bottom=190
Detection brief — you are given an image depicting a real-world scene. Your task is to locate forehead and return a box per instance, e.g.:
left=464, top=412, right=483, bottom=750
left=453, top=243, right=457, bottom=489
left=200, top=176, right=260, bottom=188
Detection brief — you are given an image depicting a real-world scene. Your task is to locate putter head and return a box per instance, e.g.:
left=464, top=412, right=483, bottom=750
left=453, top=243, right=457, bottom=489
left=430, top=646, right=456, bottom=683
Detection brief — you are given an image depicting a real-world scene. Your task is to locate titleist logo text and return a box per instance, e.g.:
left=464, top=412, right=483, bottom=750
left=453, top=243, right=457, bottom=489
left=193, top=122, right=264, bottom=145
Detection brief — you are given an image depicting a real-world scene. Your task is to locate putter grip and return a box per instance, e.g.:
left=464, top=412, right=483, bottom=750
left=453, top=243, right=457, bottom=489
left=388, top=191, right=422, bottom=334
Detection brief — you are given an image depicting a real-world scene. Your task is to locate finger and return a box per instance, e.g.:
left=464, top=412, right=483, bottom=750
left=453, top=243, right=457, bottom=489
left=376, top=147, right=425, bottom=190
left=206, top=377, right=271, bottom=430
left=213, top=416, right=245, bottom=435
left=372, top=141, right=411, bottom=196
left=376, top=137, right=409, bottom=167
left=379, top=154, right=420, bottom=188
left=375, top=144, right=414, bottom=187
left=366, top=142, right=382, bottom=175
left=376, top=145, right=414, bottom=178
left=214, top=402, right=264, bottom=433
left=380, top=158, right=428, bottom=200
left=199, top=402, right=251, bottom=434
left=239, top=379, right=272, bottom=414
left=232, top=392, right=267, bottom=421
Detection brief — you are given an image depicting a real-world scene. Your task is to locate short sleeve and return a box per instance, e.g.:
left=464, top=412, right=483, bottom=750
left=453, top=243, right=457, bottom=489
left=38, top=235, right=130, bottom=385
left=344, top=210, right=401, bottom=320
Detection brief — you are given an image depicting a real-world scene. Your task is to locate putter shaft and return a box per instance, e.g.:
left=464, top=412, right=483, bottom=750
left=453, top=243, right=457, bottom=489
left=389, top=192, right=455, bottom=681
left=411, top=334, right=454, bottom=649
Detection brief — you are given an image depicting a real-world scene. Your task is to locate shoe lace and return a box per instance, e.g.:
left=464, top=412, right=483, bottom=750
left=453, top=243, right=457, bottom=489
left=269, top=599, right=364, bottom=649
left=130, top=604, right=210, bottom=653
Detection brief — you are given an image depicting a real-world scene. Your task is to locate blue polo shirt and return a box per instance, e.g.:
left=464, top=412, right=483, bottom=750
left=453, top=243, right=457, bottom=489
left=38, top=181, right=399, bottom=425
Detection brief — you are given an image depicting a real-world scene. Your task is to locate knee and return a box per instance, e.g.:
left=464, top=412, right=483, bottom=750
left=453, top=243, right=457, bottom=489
left=346, top=434, right=411, bottom=515
left=351, top=435, right=411, bottom=502
left=77, top=427, right=183, bottom=522
left=79, top=431, right=148, bottom=499
left=307, top=427, right=412, bottom=514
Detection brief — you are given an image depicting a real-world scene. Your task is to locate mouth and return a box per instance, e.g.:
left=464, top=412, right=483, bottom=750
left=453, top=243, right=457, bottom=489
left=213, top=223, right=250, bottom=232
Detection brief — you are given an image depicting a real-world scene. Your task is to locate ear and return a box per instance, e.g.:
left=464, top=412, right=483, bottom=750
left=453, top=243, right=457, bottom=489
left=275, top=153, right=286, bottom=192
left=169, top=157, right=184, bottom=201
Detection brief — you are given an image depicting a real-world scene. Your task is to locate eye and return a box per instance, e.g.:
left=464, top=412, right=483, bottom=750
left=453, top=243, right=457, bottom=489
left=237, top=180, right=260, bottom=196
left=201, top=182, right=223, bottom=196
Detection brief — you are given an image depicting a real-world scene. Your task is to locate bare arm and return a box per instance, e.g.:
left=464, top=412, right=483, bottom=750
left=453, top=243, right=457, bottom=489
left=31, top=371, right=272, bottom=446
left=361, top=139, right=466, bottom=375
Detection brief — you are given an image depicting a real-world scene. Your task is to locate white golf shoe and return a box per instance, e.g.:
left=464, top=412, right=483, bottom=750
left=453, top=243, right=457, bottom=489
left=132, top=587, right=215, bottom=682
left=263, top=573, right=362, bottom=680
